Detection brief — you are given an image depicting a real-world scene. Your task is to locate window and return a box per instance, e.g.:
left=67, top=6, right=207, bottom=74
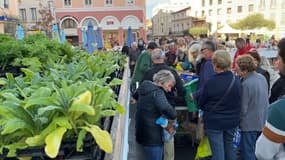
left=202, top=0, right=205, bottom=7
left=106, top=0, right=113, bottom=5
left=282, top=1, right=285, bottom=8
left=227, top=8, right=231, bottom=14
left=62, top=19, right=77, bottom=28
left=209, top=9, right=212, bottom=16
left=237, top=6, right=242, bottom=13
left=4, top=0, right=9, bottom=8
left=248, top=4, right=254, bottom=12
left=217, top=8, right=221, bottom=15
left=127, top=0, right=134, bottom=4
left=218, top=0, right=222, bottom=5
left=19, top=9, right=27, bottom=21
left=259, top=0, right=265, bottom=8
left=202, top=10, right=205, bottom=17
left=270, top=0, right=276, bottom=8
left=209, top=0, right=213, bottom=5
left=85, top=0, right=92, bottom=5
left=64, top=0, right=71, bottom=6
left=30, top=8, right=37, bottom=21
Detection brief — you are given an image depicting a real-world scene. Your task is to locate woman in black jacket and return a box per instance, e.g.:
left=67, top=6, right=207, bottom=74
left=135, top=70, right=177, bottom=160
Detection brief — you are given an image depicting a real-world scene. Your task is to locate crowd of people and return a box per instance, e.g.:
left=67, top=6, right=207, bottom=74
left=125, top=34, right=285, bottom=160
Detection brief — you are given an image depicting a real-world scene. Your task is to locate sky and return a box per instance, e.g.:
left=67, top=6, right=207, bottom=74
left=146, top=0, right=170, bottom=19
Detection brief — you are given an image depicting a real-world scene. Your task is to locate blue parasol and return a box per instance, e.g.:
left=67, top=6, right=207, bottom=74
left=127, top=26, right=134, bottom=47
left=52, top=24, right=61, bottom=43
left=86, top=21, right=95, bottom=54
left=17, top=24, right=24, bottom=40
left=82, top=28, right=87, bottom=48
left=96, top=27, right=104, bottom=49
left=61, top=29, right=66, bottom=43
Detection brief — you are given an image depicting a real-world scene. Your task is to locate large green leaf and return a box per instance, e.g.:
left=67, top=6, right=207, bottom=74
left=24, top=97, right=57, bottom=109
left=82, top=125, right=113, bottom=153
left=1, top=118, right=34, bottom=135
left=45, top=127, right=67, bottom=158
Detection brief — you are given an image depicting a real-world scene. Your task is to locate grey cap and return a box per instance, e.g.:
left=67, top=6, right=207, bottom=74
left=189, top=43, right=201, bottom=53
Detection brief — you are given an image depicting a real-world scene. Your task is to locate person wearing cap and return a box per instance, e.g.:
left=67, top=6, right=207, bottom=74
left=141, top=48, right=185, bottom=160
left=188, top=43, right=202, bottom=71
left=255, top=38, right=285, bottom=160
left=131, top=42, right=158, bottom=87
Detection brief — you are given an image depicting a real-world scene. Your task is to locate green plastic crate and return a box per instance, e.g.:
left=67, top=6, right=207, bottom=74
left=184, top=79, right=198, bottom=112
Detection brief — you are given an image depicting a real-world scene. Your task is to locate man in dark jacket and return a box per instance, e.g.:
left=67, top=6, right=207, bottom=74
left=142, top=48, right=186, bottom=107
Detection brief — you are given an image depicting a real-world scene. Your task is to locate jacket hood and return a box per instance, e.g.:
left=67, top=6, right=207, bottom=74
left=138, top=80, right=160, bottom=96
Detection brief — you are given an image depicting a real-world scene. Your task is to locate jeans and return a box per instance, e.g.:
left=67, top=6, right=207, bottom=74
left=240, top=131, right=261, bottom=160
left=143, top=145, right=163, bottom=160
left=205, top=128, right=236, bottom=160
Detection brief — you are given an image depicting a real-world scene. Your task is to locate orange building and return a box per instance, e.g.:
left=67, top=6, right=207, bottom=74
left=0, top=0, right=19, bottom=35
left=54, top=0, right=146, bottom=47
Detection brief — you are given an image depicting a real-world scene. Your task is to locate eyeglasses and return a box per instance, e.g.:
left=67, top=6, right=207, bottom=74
left=201, top=48, right=208, bottom=52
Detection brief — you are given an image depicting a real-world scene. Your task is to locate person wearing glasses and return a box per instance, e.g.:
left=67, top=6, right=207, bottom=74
left=190, top=41, right=216, bottom=102
left=255, top=38, right=285, bottom=160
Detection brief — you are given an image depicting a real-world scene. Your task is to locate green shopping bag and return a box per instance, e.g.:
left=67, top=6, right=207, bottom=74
left=195, top=136, right=212, bottom=160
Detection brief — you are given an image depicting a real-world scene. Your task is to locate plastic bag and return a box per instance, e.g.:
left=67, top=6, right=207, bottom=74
left=233, top=127, right=241, bottom=148
left=195, top=136, right=212, bottom=160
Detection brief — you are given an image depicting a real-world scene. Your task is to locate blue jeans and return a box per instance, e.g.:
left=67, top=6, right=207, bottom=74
left=143, top=145, right=163, bottom=160
left=205, top=128, right=236, bottom=160
left=240, top=131, right=261, bottom=160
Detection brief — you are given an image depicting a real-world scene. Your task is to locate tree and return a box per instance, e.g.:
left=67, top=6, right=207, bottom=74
left=189, top=27, right=208, bottom=36
left=230, top=13, right=275, bottom=30
left=34, top=2, right=54, bottom=34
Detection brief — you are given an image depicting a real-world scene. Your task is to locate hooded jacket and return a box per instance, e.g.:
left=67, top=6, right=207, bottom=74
left=135, top=80, right=177, bottom=146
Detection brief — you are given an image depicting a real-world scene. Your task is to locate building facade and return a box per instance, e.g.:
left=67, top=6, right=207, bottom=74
left=189, top=0, right=285, bottom=38
left=53, top=0, right=146, bottom=46
left=152, top=9, right=172, bottom=37
left=0, top=0, right=19, bottom=35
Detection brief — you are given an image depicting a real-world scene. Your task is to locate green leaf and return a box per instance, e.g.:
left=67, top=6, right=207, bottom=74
left=69, top=104, right=95, bottom=116
left=100, top=110, right=116, bottom=117
left=45, top=127, right=67, bottom=158
left=112, top=101, right=126, bottom=114
left=37, top=105, right=62, bottom=116
left=0, top=78, right=7, bottom=85
left=54, top=117, right=72, bottom=129
left=24, top=97, right=56, bottom=108
left=76, top=130, right=87, bottom=152
left=108, top=78, right=122, bottom=86
left=31, top=87, right=52, bottom=97
left=1, top=118, right=34, bottom=135
left=82, top=125, right=113, bottom=153
left=21, top=68, right=35, bottom=80
left=5, top=142, right=28, bottom=157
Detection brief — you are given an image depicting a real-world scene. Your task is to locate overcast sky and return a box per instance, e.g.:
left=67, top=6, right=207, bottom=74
left=146, top=0, right=170, bottom=19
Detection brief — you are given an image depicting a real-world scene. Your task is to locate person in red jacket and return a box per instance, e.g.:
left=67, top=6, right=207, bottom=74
left=232, top=38, right=254, bottom=71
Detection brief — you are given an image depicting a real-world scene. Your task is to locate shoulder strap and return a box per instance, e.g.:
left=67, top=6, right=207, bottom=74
left=212, top=75, right=236, bottom=110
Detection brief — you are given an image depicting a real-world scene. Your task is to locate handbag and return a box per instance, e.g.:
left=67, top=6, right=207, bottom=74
left=196, top=75, right=236, bottom=140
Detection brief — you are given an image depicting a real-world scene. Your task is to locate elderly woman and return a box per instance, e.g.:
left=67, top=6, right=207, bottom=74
left=135, top=70, right=177, bottom=160
left=236, top=55, right=269, bottom=160
left=198, top=50, right=241, bottom=160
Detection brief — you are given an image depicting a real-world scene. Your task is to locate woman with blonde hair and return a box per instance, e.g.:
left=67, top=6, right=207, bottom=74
left=198, top=50, right=241, bottom=160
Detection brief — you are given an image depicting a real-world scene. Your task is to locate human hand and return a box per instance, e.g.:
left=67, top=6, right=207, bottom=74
left=189, top=93, right=194, bottom=101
